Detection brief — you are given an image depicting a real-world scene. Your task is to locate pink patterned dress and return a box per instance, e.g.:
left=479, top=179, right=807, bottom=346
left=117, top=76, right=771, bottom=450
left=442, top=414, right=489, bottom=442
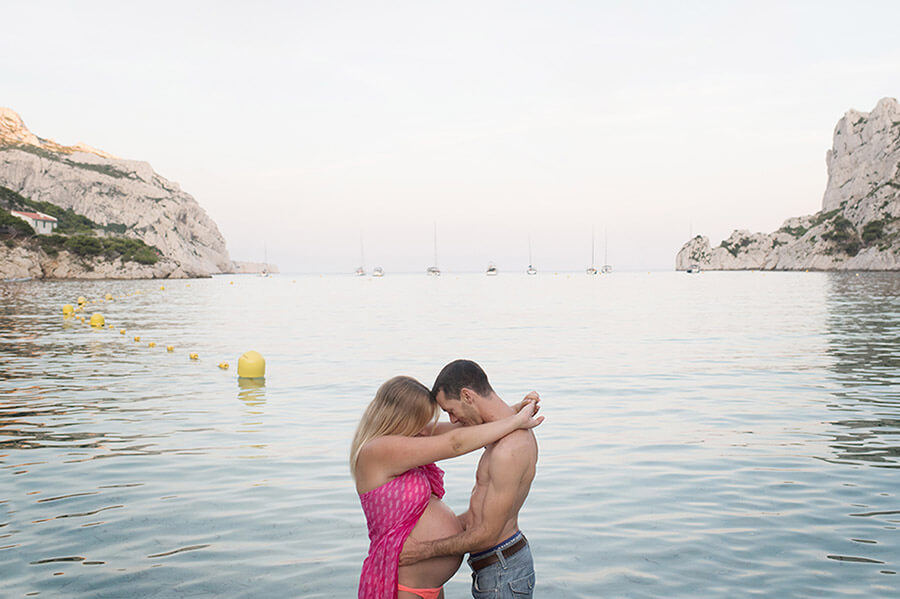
left=358, top=463, right=445, bottom=599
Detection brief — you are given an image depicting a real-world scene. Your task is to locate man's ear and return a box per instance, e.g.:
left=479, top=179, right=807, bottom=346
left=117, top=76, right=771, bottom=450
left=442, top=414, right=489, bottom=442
left=460, top=388, right=475, bottom=404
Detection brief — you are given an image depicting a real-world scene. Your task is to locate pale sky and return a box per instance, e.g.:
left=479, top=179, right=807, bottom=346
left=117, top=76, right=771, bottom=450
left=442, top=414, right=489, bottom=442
left=3, top=1, right=900, bottom=272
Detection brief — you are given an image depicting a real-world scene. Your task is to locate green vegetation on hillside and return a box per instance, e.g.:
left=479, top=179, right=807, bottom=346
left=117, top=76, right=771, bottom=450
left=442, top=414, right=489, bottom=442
left=0, top=185, right=159, bottom=265
left=720, top=236, right=753, bottom=257
left=821, top=216, right=861, bottom=256
left=779, top=225, right=808, bottom=238
left=0, top=207, right=36, bottom=236
left=0, top=184, right=128, bottom=235
left=1, top=144, right=128, bottom=178
left=38, top=234, right=159, bottom=264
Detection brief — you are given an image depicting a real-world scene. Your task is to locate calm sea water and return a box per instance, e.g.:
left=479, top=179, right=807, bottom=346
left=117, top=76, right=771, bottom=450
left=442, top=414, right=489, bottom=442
left=1, top=271, right=898, bottom=598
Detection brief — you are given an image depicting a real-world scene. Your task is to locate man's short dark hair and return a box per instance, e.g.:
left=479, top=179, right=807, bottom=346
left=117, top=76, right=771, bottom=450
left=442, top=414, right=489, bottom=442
left=432, top=359, right=494, bottom=400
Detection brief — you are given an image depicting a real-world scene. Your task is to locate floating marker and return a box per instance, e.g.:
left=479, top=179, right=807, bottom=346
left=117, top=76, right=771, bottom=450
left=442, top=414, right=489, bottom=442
left=218, top=362, right=229, bottom=370
left=148, top=342, right=156, bottom=348
left=105, top=293, right=113, bottom=300
left=89, top=313, right=105, bottom=327
left=189, top=353, right=199, bottom=360
left=160, top=285, right=165, bottom=290
left=108, top=324, right=113, bottom=329
left=77, top=296, right=87, bottom=306
left=237, top=350, right=265, bottom=379
left=120, top=329, right=126, bottom=335
left=134, top=336, right=141, bottom=342
left=166, top=345, right=174, bottom=352
left=63, top=304, right=74, bottom=316
left=229, top=281, right=234, bottom=285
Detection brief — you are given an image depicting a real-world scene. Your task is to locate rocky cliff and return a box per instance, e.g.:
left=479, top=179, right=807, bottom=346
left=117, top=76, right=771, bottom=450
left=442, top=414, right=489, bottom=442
left=0, top=107, right=232, bottom=278
left=676, top=98, right=900, bottom=271
left=229, top=261, right=280, bottom=274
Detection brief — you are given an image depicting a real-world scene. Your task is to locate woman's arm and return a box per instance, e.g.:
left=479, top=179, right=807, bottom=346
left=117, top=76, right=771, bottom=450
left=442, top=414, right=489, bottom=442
left=427, top=392, right=540, bottom=436
left=359, top=401, right=543, bottom=481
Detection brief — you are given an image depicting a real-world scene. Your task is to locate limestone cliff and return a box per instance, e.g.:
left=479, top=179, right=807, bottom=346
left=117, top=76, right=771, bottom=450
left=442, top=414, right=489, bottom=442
left=0, top=107, right=232, bottom=278
left=676, top=98, right=900, bottom=271
left=229, top=261, right=280, bottom=274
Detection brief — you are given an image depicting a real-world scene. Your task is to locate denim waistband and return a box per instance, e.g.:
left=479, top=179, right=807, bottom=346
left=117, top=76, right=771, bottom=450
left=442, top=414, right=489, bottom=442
left=469, top=530, right=523, bottom=560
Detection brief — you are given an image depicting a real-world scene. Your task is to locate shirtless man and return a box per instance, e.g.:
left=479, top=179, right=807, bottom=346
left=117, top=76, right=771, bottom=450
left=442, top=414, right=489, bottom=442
left=399, top=359, right=539, bottom=598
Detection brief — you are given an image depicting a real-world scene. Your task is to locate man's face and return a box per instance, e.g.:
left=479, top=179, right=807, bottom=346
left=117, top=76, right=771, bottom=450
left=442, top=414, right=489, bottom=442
left=435, top=389, right=482, bottom=426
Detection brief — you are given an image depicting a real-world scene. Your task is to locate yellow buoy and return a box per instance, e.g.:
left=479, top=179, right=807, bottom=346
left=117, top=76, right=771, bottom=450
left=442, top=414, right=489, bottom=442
left=77, top=296, right=87, bottom=305
left=63, top=304, right=74, bottom=316
left=160, top=285, right=165, bottom=290
left=134, top=335, right=141, bottom=342
left=148, top=342, right=156, bottom=348
left=229, top=281, right=234, bottom=285
left=89, top=313, right=105, bottom=327
left=166, top=345, right=174, bottom=352
left=108, top=324, right=113, bottom=329
left=189, top=352, right=199, bottom=360
left=218, top=362, right=229, bottom=370
left=105, top=293, right=113, bottom=300
left=237, top=350, right=266, bottom=379
left=120, top=328, right=126, bottom=335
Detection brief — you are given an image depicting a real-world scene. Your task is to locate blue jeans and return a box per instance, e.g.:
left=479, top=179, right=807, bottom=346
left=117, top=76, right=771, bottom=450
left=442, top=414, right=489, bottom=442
left=467, top=532, right=535, bottom=599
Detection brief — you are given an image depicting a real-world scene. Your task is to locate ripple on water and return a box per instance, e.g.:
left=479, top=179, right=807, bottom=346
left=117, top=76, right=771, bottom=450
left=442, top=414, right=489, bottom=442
left=1, top=273, right=899, bottom=598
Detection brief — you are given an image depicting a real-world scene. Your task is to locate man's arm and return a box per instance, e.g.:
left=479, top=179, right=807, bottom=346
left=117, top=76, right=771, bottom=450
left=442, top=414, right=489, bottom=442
left=399, top=442, right=529, bottom=564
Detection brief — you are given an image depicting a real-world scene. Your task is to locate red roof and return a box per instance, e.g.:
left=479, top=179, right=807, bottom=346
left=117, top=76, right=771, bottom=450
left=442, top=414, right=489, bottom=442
left=10, top=210, right=58, bottom=222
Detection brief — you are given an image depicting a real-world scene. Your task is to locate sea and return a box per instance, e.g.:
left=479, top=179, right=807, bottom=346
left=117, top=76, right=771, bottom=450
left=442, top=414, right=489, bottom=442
left=1, top=271, right=898, bottom=598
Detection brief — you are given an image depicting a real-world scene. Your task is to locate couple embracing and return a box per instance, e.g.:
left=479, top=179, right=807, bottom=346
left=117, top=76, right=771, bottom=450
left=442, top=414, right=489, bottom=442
left=351, top=359, right=543, bottom=599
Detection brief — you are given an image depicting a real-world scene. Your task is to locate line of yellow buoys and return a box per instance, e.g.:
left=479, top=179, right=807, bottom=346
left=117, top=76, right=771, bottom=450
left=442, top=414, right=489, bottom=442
left=61, top=282, right=266, bottom=381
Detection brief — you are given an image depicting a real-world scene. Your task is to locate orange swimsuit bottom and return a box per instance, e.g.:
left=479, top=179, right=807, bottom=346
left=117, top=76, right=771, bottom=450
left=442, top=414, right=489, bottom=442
left=397, top=583, right=442, bottom=599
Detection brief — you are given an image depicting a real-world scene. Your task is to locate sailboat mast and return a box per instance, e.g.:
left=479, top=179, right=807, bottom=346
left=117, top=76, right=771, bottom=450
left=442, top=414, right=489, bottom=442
left=528, top=234, right=532, bottom=265
left=591, top=226, right=595, bottom=268
left=604, top=229, right=608, bottom=265
left=359, top=231, right=365, bottom=268
left=433, top=222, right=438, bottom=267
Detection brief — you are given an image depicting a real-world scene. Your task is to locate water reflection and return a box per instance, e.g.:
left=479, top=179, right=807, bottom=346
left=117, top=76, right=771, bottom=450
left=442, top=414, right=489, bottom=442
left=824, top=273, right=900, bottom=468
left=237, top=378, right=266, bottom=408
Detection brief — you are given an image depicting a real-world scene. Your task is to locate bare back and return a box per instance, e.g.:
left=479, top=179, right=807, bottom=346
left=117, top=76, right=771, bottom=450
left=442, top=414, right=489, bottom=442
left=464, top=428, right=538, bottom=551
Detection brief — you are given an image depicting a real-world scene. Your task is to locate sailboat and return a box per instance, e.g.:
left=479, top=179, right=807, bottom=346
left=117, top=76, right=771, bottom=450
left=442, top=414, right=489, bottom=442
left=586, top=227, right=599, bottom=275
left=486, top=262, right=498, bottom=276
left=259, top=242, right=270, bottom=277
left=372, top=266, right=384, bottom=277
left=526, top=235, right=537, bottom=275
left=601, top=230, right=612, bottom=274
left=355, top=232, right=366, bottom=276
left=427, top=222, right=441, bottom=276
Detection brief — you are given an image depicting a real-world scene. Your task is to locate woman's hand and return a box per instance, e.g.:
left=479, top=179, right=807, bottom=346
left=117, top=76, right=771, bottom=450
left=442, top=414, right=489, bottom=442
left=512, top=391, right=541, bottom=416
left=515, top=399, right=544, bottom=429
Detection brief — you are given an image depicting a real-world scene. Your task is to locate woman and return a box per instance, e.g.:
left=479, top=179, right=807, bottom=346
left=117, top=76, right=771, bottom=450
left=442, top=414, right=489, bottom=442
left=351, top=376, right=542, bottom=599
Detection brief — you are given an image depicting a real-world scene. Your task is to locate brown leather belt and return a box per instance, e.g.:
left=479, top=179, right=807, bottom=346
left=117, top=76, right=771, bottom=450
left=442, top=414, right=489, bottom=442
left=469, top=536, right=528, bottom=571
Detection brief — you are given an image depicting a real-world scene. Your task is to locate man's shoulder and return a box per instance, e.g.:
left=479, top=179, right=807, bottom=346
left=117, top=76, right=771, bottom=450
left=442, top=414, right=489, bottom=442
left=489, top=429, right=537, bottom=464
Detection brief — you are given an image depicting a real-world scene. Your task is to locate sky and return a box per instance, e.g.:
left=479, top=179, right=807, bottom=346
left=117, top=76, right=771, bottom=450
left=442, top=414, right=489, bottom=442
left=3, top=0, right=900, bottom=272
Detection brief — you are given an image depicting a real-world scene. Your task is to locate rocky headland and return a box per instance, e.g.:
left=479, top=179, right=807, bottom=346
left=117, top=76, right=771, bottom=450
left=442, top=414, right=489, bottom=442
left=0, top=107, right=234, bottom=279
left=230, top=261, right=280, bottom=274
left=676, top=98, right=900, bottom=271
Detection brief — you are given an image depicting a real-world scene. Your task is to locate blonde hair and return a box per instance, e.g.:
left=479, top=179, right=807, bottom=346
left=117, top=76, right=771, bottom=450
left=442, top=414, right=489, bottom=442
left=350, top=376, right=438, bottom=478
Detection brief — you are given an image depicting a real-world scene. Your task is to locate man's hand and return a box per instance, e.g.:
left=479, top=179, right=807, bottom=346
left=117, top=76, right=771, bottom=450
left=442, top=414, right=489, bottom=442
left=399, top=538, right=429, bottom=566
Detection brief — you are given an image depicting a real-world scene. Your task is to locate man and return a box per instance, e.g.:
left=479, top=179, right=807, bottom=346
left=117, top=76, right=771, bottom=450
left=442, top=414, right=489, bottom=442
left=399, top=359, right=539, bottom=598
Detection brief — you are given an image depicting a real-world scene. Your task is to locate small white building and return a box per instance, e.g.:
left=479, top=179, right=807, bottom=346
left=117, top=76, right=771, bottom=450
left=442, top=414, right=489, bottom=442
left=10, top=210, right=58, bottom=235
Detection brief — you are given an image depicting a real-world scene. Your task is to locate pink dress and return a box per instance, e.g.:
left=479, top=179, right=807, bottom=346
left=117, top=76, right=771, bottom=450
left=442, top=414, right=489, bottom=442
left=358, top=463, right=445, bottom=599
